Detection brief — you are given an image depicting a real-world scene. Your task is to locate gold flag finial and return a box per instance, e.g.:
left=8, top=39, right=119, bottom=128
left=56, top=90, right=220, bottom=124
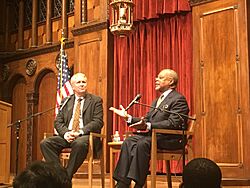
left=60, top=30, right=66, bottom=44
left=60, top=37, right=66, bottom=44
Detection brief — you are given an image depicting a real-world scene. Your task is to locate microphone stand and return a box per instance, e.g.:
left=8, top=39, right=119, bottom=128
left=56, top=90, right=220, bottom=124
left=7, top=106, right=56, bottom=176
left=134, top=101, right=196, bottom=168
left=134, top=101, right=195, bottom=120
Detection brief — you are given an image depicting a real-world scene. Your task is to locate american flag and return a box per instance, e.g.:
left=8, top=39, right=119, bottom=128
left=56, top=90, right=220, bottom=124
left=56, top=51, right=74, bottom=115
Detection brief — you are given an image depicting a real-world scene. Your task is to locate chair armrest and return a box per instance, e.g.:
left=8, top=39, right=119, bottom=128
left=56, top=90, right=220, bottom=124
left=88, top=132, right=106, bottom=158
left=151, top=128, right=193, bottom=158
left=152, top=128, right=194, bottom=136
left=43, top=132, right=54, bottom=139
left=89, top=132, right=106, bottom=149
left=90, top=132, right=106, bottom=139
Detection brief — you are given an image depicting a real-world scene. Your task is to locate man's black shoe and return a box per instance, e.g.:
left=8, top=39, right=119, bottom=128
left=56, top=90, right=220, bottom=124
left=134, top=183, right=143, bottom=188
left=115, top=181, right=130, bottom=188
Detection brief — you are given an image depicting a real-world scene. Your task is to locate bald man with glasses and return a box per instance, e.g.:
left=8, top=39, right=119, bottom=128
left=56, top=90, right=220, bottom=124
left=110, top=69, right=190, bottom=188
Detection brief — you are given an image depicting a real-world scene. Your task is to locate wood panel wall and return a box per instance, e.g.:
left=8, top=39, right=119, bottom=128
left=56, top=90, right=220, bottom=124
left=192, top=0, right=250, bottom=178
left=2, top=0, right=250, bottom=181
left=72, top=26, right=113, bottom=173
left=0, top=0, right=113, bottom=176
left=1, top=47, right=74, bottom=174
left=8, top=15, right=75, bottom=50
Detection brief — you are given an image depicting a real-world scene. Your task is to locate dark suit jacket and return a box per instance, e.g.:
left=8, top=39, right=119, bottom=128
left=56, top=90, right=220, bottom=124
left=55, top=93, right=104, bottom=137
left=131, top=90, right=189, bottom=140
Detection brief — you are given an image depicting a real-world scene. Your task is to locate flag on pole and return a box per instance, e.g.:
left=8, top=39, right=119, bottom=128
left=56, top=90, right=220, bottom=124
left=55, top=37, right=74, bottom=115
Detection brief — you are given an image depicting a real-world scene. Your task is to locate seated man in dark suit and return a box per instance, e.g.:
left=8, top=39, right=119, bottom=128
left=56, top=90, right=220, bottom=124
left=109, top=69, right=190, bottom=188
left=40, top=72, right=103, bottom=179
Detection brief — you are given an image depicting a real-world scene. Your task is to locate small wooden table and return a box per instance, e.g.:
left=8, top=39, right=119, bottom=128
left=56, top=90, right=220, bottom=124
left=108, top=141, right=123, bottom=188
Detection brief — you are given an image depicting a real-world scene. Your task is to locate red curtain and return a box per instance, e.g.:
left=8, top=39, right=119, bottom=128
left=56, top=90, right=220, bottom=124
left=134, top=0, right=191, bottom=20
left=112, top=0, right=192, bottom=173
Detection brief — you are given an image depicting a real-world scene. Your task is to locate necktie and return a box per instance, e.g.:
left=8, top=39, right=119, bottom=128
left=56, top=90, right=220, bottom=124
left=72, top=98, right=82, bottom=131
left=156, top=94, right=164, bottom=108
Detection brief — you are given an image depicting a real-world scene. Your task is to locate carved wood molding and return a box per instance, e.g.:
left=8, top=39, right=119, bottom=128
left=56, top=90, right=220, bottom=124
left=26, top=59, right=37, bottom=76
left=27, top=92, right=39, bottom=105
left=71, top=20, right=109, bottom=36
left=26, top=92, right=39, bottom=165
left=190, top=0, right=217, bottom=6
left=1, top=64, right=10, bottom=81
left=1, top=40, right=74, bottom=63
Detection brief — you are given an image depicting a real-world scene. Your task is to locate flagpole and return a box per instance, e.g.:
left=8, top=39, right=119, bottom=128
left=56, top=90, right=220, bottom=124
left=60, top=30, right=66, bottom=99
left=55, top=29, right=73, bottom=116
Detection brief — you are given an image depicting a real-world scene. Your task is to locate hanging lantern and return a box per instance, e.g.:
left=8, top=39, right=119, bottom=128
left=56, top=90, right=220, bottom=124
left=109, top=0, right=135, bottom=37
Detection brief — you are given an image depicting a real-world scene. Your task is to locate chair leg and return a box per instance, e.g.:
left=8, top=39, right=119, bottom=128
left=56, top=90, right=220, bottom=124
left=100, top=153, right=105, bottom=188
left=143, top=176, right=147, bottom=188
left=166, top=160, right=172, bottom=188
left=88, top=158, right=93, bottom=188
left=151, top=165, right=157, bottom=188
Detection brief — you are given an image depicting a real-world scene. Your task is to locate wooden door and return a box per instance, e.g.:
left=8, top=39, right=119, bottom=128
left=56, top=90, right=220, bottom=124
left=0, top=101, right=12, bottom=183
left=73, top=29, right=112, bottom=174
left=192, top=0, right=250, bottom=178
left=11, top=77, right=27, bottom=174
left=33, top=72, right=57, bottom=160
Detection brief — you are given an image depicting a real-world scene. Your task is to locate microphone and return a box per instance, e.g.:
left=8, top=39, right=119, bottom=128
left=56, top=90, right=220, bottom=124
left=125, top=94, right=142, bottom=111
left=60, top=97, right=70, bottom=110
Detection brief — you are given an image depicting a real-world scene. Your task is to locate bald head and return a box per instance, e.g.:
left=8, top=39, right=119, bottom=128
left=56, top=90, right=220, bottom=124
left=161, top=69, right=178, bottom=88
left=71, top=73, right=87, bottom=84
left=155, top=69, right=179, bottom=92
left=70, top=73, right=88, bottom=97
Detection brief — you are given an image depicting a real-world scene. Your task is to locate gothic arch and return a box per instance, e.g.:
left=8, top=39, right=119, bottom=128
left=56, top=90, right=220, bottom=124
left=3, top=73, right=27, bottom=103
left=34, top=68, right=56, bottom=96
left=32, top=68, right=57, bottom=161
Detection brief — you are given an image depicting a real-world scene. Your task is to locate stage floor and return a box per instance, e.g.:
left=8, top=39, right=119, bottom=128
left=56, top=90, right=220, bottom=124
left=71, top=175, right=250, bottom=188
left=5, top=174, right=250, bottom=188
left=72, top=175, right=182, bottom=188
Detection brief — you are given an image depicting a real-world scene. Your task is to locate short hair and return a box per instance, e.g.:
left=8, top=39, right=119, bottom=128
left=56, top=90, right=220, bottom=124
left=161, top=69, right=179, bottom=89
left=13, top=161, right=72, bottom=188
left=70, top=72, right=87, bottom=85
left=182, top=158, right=222, bottom=188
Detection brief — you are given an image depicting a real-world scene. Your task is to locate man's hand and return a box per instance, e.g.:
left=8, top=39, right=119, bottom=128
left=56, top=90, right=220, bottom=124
left=64, top=130, right=77, bottom=143
left=71, top=130, right=81, bottom=137
left=109, top=105, right=130, bottom=121
left=129, top=118, right=147, bottom=130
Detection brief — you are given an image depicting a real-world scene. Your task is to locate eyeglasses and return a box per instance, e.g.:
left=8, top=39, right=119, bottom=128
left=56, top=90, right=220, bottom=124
left=155, top=76, right=172, bottom=81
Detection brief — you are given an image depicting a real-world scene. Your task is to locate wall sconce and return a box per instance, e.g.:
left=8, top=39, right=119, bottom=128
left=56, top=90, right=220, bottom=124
left=109, top=0, right=135, bottom=37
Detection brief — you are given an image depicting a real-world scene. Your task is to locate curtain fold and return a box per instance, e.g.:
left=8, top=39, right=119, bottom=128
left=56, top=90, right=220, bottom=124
left=112, top=0, right=192, bottom=173
left=134, top=0, right=191, bottom=20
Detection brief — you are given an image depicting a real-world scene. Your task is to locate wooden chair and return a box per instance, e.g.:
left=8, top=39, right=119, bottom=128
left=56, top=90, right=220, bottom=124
left=43, top=132, right=106, bottom=188
left=148, top=115, right=196, bottom=188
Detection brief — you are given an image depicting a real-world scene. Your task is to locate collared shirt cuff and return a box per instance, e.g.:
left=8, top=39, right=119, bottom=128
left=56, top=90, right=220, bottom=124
left=126, top=115, right=133, bottom=123
left=146, top=122, right=151, bottom=130
left=79, top=130, right=84, bottom=136
left=64, top=132, right=70, bottom=140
